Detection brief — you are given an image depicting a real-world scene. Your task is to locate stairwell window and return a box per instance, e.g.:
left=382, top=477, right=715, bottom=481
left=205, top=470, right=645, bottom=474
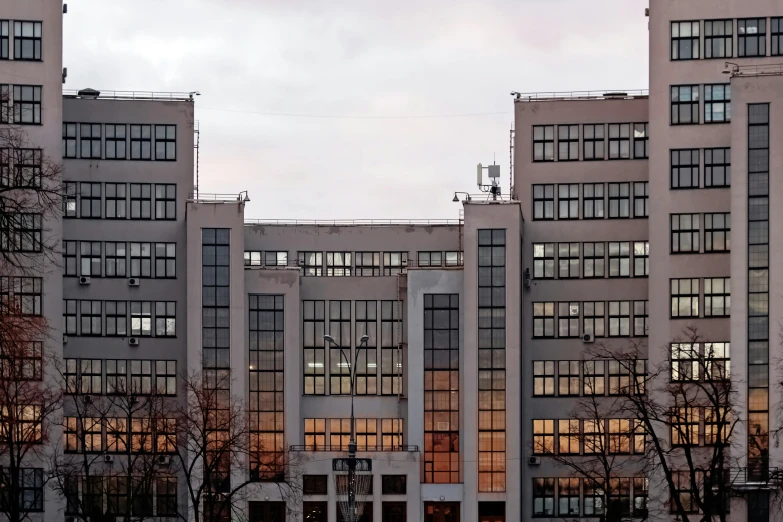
left=671, top=21, right=700, bottom=60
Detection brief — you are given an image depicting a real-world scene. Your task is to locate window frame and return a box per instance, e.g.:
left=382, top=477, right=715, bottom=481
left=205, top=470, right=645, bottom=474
left=79, top=123, right=102, bottom=159
left=671, top=85, right=700, bottom=125
left=583, top=124, right=605, bottom=160
left=704, top=277, right=730, bottom=317
left=671, top=278, right=700, bottom=319
left=633, top=181, right=648, bottom=218
left=533, top=360, right=555, bottom=397
left=705, top=213, right=730, bottom=252
left=13, top=21, right=42, bottom=61
left=557, top=124, right=579, bottom=161
left=557, top=242, right=579, bottom=279
left=704, top=147, right=731, bottom=188
left=670, top=149, right=700, bottom=189
left=583, top=242, right=605, bottom=278
left=773, top=17, right=783, bottom=56
left=705, top=19, right=734, bottom=59
left=607, top=182, right=630, bottom=219
left=557, top=184, right=579, bottom=220
left=532, top=184, right=555, bottom=221
left=532, top=125, right=555, bottom=162
left=583, top=182, right=605, bottom=219
left=154, top=183, right=176, bottom=220
left=738, top=18, right=766, bottom=58
left=704, top=84, right=731, bottom=123
left=130, top=124, right=152, bottom=160
left=671, top=21, right=701, bottom=61
left=633, top=123, right=648, bottom=159
left=105, top=124, right=127, bottom=160
left=12, top=85, right=42, bottom=125
left=583, top=301, right=605, bottom=338
left=671, top=213, right=700, bottom=254
left=154, top=124, right=177, bottom=161
left=608, top=123, right=631, bottom=160
left=607, top=241, right=630, bottom=278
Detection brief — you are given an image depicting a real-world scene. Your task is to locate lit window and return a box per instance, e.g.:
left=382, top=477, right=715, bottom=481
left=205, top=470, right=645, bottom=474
left=533, top=361, right=554, bottom=396
left=532, top=419, right=554, bottom=454
left=705, top=213, right=730, bottom=252
left=533, top=302, right=555, bottom=338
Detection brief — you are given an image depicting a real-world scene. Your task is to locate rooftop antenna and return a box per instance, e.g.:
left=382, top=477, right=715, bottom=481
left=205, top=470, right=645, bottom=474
left=477, top=161, right=502, bottom=201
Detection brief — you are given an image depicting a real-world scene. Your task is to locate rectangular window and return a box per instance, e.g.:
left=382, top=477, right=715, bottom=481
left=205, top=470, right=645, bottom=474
left=13, top=85, right=41, bottom=124
left=2, top=148, right=42, bottom=188
left=704, top=277, right=730, bottom=317
left=608, top=182, right=630, bottom=218
left=264, top=251, right=288, bottom=266
left=705, top=342, right=730, bottom=381
left=154, top=184, right=176, bottom=220
left=671, top=85, right=700, bottom=125
left=445, top=251, right=462, bottom=266
left=705, top=20, right=733, bottom=58
left=355, top=252, right=380, bottom=276
left=64, top=359, right=78, bottom=394
left=608, top=301, right=631, bottom=337
left=533, top=360, right=554, bottom=396
left=130, top=242, right=152, bottom=277
left=533, top=184, right=555, bottom=220
left=583, top=242, right=605, bottom=278
left=63, top=181, right=77, bottom=217
left=81, top=417, right=102, bottom=453
left=583, top=301, right=605, bottom=337
left=64, top=300, right=77, bottom=335
left=0, top=21, right=7, bottom=60
left=774, top=18, right=783, bottom=56
left=608, top=123, right=631, bottom=159
left=80, top=301, right=102, bottom=336
left=557, top=243, right=579, bottom=279
left=558, top=361, right=580, bottom=396
left=633, top=241, right=649, bottom=277
left=298, top=251, right=323, bottom=276
left=671, top=214, right=700, bottom=253
left=382, top=475, right=406, bottom=495
left=108, top=417, right=129, bottom=452
left=0, top=276, right=42, bottom=315
left=79, top=124, right=101, bottom=159
left=671, top=407, right=699, bottom=446
left=381, top=418, right=403, bottom=449
left=608, top=361, right=631, bottom=396
left=533, top=478, right=555, bottom=516
left=0, top=213, right=42, bottom=252
left=80, top=182, right=102, bottom=218
left=608, top=241, right=630, bottom=278
left=130, top=183, right=152, bottom=219
left=130, top=301, right=152, bottom=336
left=63, top=240, right=77, bottom=276
left=558, top=302, right=580, bottom=338
left=303, top=301, right=325, bottom=395
left=705, top=213, right=730, bottom=252
left=130, top=360, right=152, bottom=395
left=583, top=183, right=604, bottom=219
left=155, top=360, right=177, bottom=395
left=244, top=251, right=261, bottom=266
left=671, top=278, right=699, bottom=318
left=155, top=125, right=176, bottom=160
left=671, top=21, right=700, bottom=60
left=62, top=123, right=77, bottom=158
left=80, top=359, right=102, bottom=394
left=105, top=183, right=127, bottom=219
left=533, top=243, right=554, bottom=280
left=105, top=124, right=126, bottom=159
left=381, top=300, right=402, bottom=396
left=105, top=243, right=127, bottom=278
left=326, top=252, right=352, bottom=276
left=583, top=361, right=605, bottom=396
left=355, top=300, right=377, bottom=395
left=328, top=301, right=351, bottom=395
left=130, top=124, right=152, bottom=160
left=13, top=21, right=42, bottom=60
left=671, top=343, right=699, bottom=381
left=633, top=300, right=648, bottom=337
left=418, top=251, right=443, bottom=267
left=156, top=477, right=178, bottom=516
left=0, top=84, right=7, bottom=123
left=557, top=184, right=579, bottom=219
left=304, top=418, right=325, bottom=449
left=557, top=125, right=578, bottom=161
left=533, top=419, right=554, bottom=454
left=633, top=123, right=648, bottom=159
left=671, top=149, right=700, bottom=189
left=533, top=302, right=555, bottom=338
left=303, top=475, right=328, bottom=495
left=583, top=124, right=604, bottom=160
left=383, top=252, right=408, bottom=275
left=705, top=84, right=731, bottom=123
left=558, top=477, right=580, bottom=516
left=633, top=182, right=648, bottom=217
left=106, top=359, right=127, bottom=394
left=79, top=241, right=101, bottom=277
left=704, top=148, right=730, bottom=188
left=558, top=419, right=580, bottom=455
left=64, top=417, right=78, bottom=452
left=155, top=301, right=176, bottom=336
left=154, top=242, right=176, bottom=278
left=583, top=420, right=605, bottom=455
left=329, top=419, right=351, bottom=450
left=608, top=419, right=635, bottom=454
left=533, top=125, right=554, bottom=162
left=739, top=18, right=766, bottom=57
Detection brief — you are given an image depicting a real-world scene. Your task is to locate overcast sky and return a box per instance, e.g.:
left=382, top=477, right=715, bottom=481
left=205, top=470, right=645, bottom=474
left=64, top=0, right=649, bottom=220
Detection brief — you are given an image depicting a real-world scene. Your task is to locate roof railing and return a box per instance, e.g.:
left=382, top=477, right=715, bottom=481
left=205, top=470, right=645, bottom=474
left=244, top=218, right=462, bottom=226
left=511, top=89, right=648, bottom=102
left=189, top=192, right=249, bottom=203
left=727, top=63, right=783, bottom=77
left=62, top=89, right=197, bottom=101
left=290, top=444, right=418, bottom=452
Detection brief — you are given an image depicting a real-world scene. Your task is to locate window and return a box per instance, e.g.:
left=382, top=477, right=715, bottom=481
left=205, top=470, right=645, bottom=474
left=417, top=251, right=442, bottom=267
left=583, top=301, right=605, bottom=337
left=705, top=342, right=730, bottom=381
left=558, top=419, right=580, bottom=455
left=105, top=124, right=126, bottom=159
left=79, top=124, right=101, bottom=159
left=533, top=184, right=555, bottom=220
left=671, top=21, right=700, bottom=60
left=131, top=418, right=153, bottom=453
left=558, top=184, right=578, bottom=219
left=355, top=252, right=380, bottom=276
left=583, top=361, right=604, bottom=395
left=303, top=502, right=327, bottom=522
left=671, top=407, right=698, bottom=446
left=608, top=301, right=630, bottom=337
left=533, top=478, right=555, bottom=516
left=633, top=241, right=648, bottom=277
left=704, top=277, right=730, bottom=317
left=533, top=302, right=555, bottom=338
left=0, top=84, right=6, bottom=123
left=633, top=301, right=648, bottom=337
left=609, top=361, right=631, bottom=396
left=381, top=300, right=402, bottom=395
left=328, top=301, right=352, bottom=395
left=1, top=276, right=42, bottom=315
left=63, top=240, right=77, bottom=276
left=583, top=242, right=605, bottom=278
left=62, top=123, right=77, bottom=158
left=299, top=252, right=323, bottom=276
left=583, top=124, right=604, bottom=160
left=607, top=183, right=630, bottom=218
left=533, top=125, right=554, bottom=162
left=608, top=242, right=630, bottom=278
left=64, top=417, right=78, bottom=452
left=633, top=478, right=649, bottom=517
left=80, top=359, right=102, bottom=394
left=13, top=21, right=42, bottom=61
left=155, top=184, right=176, bottom=219
left=80, top=301, right=102, bottom=336
left=106, top=359, right=127, bottom=394
left=155, top=301, right=176, bottom=336
left=0, top=21, right=7, bottom=59
left=532, top=243, right=554, bottom=279
left=583, top=420, right=605, bottom=455
left=303, top=475, right=328, bottom=495
left=558, top=302, right=580, bottom=338
left=382, top=475, right=406, bottom=495
left=533, top=419, right=554, bottom=454
left=671, top=85, right=700, bottom=125
left=705, top=407, right=731, bottom=444
left=13, top=85, right=41, bottom=124
left=739, top=18, right=766, bottom=57
left=156, top=360, right=176, bottom=395
left=303, top=301, right=326, bottom=395
left=774, top=18, right=783, bottom=56
left=558, top=125, right=578, bottom=160
left=609, top=419, right=636, bottom=454
left=130, top=124, right=152, bottom=160
left=671, top=278, right=699, bottom=318
left=355, top=300, right=377, bottom=395
left=157, top=477, right=178, bottom=516
left=130, top=301, right=152, bottom=336
left=705, top=20, right=733, bottom=58
left=705, top=148, right=730, bottom=188
left=583, top=183, right=604, bottom=219
left=63, top=181, right=77, bottom=217
left=558, top=361, right=580, bottom=396
left=79, top=182, right=102, bottom=218
left=558, top=243, right=579, bottom=278
left=105, top=183, right=127, bottom=219
left=383, top=252, right=408, bottom=275
left=0, top=213, right=42, bottom=252
left=705, top=84, right=731, bottom=123
left=106, top=302, right=128, bottom=337
left=129, top=242, right=152, bottom=278
left=671, top=214, right=700, bottom=253
left=533, top=361, right=554, bottom=396
left=633, top=123, right=648, bottom=159
left=633, top=182, right=648, bottom=217
left=155, top=125, right=176, bottom=160
left=155, top=242, right=176, bottom=278
left=79, top=241, right=101, bottom=277
left=130, top=183, right=152, bottom=219
left=329, top=419, right=351, bottom=450
left=130, top=360, right=152, bottom=395
left=381, top=419, right=403, bottom=449
left=244, top=251, right=261, bottom=266
left=326, top=252, right=352, bottom=275
left=671, top=149, right=700, bottom=189
left=705, top=213, right=730, bottom=252
left=445, top=251, right=462, bottom=266
left=264, top=251, right=288, bottom=266
left=64, top=300, right=77, bottom=335
left=608, top=123, right=630, bottom=159
left=559, top=477, right=580, bottom=516
left=671, top=343, right=699, bottom=381
left=81, top=417, right=102, bottom=452
left=2, top=148, right=42, bottom=188
left=304, top=418, right=325, bottom=449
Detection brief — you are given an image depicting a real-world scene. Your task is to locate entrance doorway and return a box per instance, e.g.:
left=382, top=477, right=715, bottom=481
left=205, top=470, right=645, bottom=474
left=248, top=501, right=285, bottom=522
left=424, top=502, right=460, bottom=522
left=479, top=501, right=505, bottom=522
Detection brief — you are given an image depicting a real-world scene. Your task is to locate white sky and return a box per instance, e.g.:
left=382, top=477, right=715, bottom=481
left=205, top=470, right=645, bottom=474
left=64, top=0, right=650, bottom=220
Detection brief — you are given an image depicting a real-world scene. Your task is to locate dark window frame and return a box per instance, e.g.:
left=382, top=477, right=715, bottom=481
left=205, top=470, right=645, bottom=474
left=633, top=123, right=648, bottom=159
left=607, top=182, right=630, bottom=219
left=633, top=181, right=648, bottom=218
left=583, top=182, right=604, bottom=219
left=671, top=85, right=700, bottom=125
left=671, top=20, right=701, bottom=60
left=671, top=278, right=700, bottom=319
left=154, top=125, right=177, bottom=161
left=105, top=182, right=127, bottom=219
left=583, top=124, right=604, bottom=160
left=62, top=123, right=77, bottom=158
left=557, top=184, right=579, bottom=220
left=532, top=184, right=555, bottom=221
left=705, top=19, right=734, bottom=59
left=608, top=123, right=631, bottom=160
left=532, top=125, right=555, bottom=162
left=12, top=85, right=42, bottom=125
left=105, top=124, right=127, bottom=160
left=79, top=123, right=102, bottom=159
left=533, top=243, right=555, bottom=280
left=130, top=124, right=152, bottom=160
left=154, top=183, right=176, bottom=220
left=773, top=17, right=783, bottom=56
left=671, top=214, right=700, bottom=254
left=704, top=277, right=730, bottom=317
left=738, top=18, right=766, bottom=58
left=705, top=212, right=730, bottom=252
left=704, top=84, right=731, bottom=123
left=557, top=124, right=579, bottom=161
left=705, top=148, right=730, bottom=188
left=13, top=21, right=42, bottom=61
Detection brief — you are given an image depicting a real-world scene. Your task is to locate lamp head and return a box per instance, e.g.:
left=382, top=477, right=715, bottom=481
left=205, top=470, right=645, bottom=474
left=323, top=334, right=336, bottom=345
left=452, top=194, right=460, bottom=202
left=360, top=334, right=369, bottom=344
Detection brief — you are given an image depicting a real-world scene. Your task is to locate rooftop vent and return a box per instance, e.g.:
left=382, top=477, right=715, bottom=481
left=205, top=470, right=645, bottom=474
left=77, top=88, right=100, bottom=99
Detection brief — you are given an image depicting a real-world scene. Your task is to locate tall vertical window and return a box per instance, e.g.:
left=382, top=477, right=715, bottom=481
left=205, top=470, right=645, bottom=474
left=559, top=477, right=580, bottom=516
left=671, top=85, right=700, bottom=125
left=633, top=241, right=649, bottom=277
left=607, top=183, right=630, bottom=218
left=303, top=300, right=325, bottom=395
left=155, top=125, right=176, bottom=161
left=298, top=252, right=323, bottom=276
left=63, top=240, right=76, bottom=276
left=704, top=84, right=731, bottom=123
left=130, top=124, right=152, bottom=160
left=557, top=302, right=580, bottom=338
left=80, top=302, right=102, bottom=336
left=80, top=124, right=102, bottom=159
left=583, top=183, right=604, bottom=219
left=13, top=21, right=42, bottom=60
left=558, top=184, right=579, bottom=219
left=670, top=149, right=700, bottom=189
left=105, top=302, right=127, bottom=337
left=13, top=148, right=43, bottom=187
left=608, top=123, right=630, bottom=159
left=705, top=213, right=730, bottom=252
left=80, top=241, right=101, bottom=276
left=705, top=148, right=730, bottom=187
left=583, top=124, right=604, bottom=160
left=105, top=183, right=127, bottom=219
left=80, top=359, right=102, bottom=393
left=154, top=243, right=176, bottom=278
left=0, top=84, right=7, bottom=123
left=671, top=278, right=699, bottom=318
left=155, top=301, right=176, bottom=336
left=773, top=18, right=783, bottom=56
left=79, top=182, right=102, bottom=218
left=130, top=301, right=152, bottom=336
left=633, top=123, right=648, bottom=159
left=533, top=125, right=554, bottom=162
left=532, top=243, right=554, bottom=279
left=62, top=123, right=77, bottom=158
left=533, top=478, right=555, bottom=516
left=583, top=242, right=605, bottom=278
left=355, top=301, right=377, bottom=395
left=557, top=243, right=579, bottom=279
left=704, top=277, right=730, bottom=317
left=608, top=241, right=630, bottom=278
left=0, top=21, right=8, bottom=60
left=633, top=301, right=648, bottom=337
left=154, top=184, right=176, bottom=220
left=328, top=300, right=351, bottom=395
left=532, top=184, right=555, bottom=220
left=608, top=301, right=630, bottom=337
left=130, top=242, right=152, bottom=278
left=304, top=419, right=325, bottom=449
left=583, top=361, right=605, bottom=396
left=671, top=21, right=700, bottom=60
left=201, top=228, right=231, bottom=378
left=478, top=229, right=505, bottom=492
left=105, top=124, right=126, bottom=159
left=633, top=182, right=648, bottom=218
left=671, top=214, right=700, bottom=253
left=12, top=85, right=42, bottom=124
left=558, top=361, right=580, bottom=396
left=533, top=361, right=554, bottom=396
left=105, top=243, right=126, bottom=277
left=583, top=301, right=605, bottom=337
left=423, top=294, right=460, bottom=484
left=557, top=125, right=578, bottom=161
left=249, top=295, right=284, bottom=480
left=533, top=302, right=555, bottom=338
left=155, top=361, right=177, bottom=396
left=130, top=183, right=152, bottom=219
left=738, top=18, right=766, bottom=57
left=63, top=182, right=77, bottom=217
left=532, top=419, right=554, bottom=454
left=326, top=252, right=352, bottom=276
left=381, top=300, right=402, bottom=395
left=1, top=277, right=42, bottom=315
left=705, top=20, right=733, bottom=58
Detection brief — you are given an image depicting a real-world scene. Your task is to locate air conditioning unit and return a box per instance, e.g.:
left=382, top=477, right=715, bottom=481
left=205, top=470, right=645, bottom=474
left=129, top=337, right=139, bottom=346
left=104, top=455, right=114, bottom=463
left=79, top=276, right=91, bottom=285
left=583, top=333, right=595, bottom=343
left=528, top=456, right=541, bottom=466
left=157, top=455, right=171, bottom=466
left=128, top=278, right=140, bottom=287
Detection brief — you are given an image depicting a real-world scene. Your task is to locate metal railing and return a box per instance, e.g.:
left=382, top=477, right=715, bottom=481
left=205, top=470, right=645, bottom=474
left=244, top=218, right=461, bottom=226
left=290, top=445, right=418, bottom=452
left=731, top=465, right=782, bottom=491
left=62, top=89, right=197, bottom=101
left=512, top=89, right=649, bottom=102
left=455, top=193, right=516, bottom=203
left=729, top=63, right=783, bottom=77
left=188, top=192, right=247, bottom=203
